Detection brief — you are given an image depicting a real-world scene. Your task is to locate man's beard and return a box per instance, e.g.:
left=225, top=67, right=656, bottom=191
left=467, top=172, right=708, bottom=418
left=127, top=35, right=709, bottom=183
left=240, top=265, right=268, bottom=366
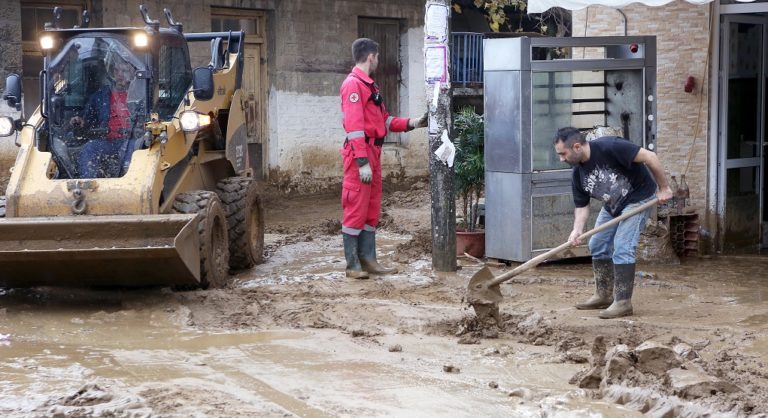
left=564, top=160, right=578, bottom=167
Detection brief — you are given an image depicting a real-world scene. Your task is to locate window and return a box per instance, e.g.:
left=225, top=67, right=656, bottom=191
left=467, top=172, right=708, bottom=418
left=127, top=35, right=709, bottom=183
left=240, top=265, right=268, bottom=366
left=155, top=41, right=191, bottom=120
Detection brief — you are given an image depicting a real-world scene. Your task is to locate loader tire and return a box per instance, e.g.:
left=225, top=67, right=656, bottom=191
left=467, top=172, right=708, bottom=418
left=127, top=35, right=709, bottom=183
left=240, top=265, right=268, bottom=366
left=0, top=196, right=5, bottom=218
left=216, top=177, right=265, bottom=270
left=172, top=191, right=230, bottom=289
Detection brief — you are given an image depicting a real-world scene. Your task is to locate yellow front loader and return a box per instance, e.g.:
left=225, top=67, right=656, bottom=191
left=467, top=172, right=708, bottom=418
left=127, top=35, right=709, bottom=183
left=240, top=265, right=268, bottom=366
left=0, top=6, right=264, bottom=288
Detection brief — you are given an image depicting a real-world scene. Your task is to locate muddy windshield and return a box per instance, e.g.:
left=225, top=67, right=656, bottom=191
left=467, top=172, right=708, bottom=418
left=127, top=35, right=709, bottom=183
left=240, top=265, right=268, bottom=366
left=46, top=35, right=148, bottom=179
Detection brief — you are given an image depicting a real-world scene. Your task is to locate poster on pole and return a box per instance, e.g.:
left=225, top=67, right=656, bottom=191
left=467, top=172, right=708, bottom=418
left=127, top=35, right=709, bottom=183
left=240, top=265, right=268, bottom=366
left=425, top=45, right=447, bottom=84
left=425, top=3, right=449, bottom=42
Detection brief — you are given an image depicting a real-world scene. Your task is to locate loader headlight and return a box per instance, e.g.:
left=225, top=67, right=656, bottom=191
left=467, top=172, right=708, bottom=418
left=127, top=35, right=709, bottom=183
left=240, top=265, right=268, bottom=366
left=0, top=116, right=15, bottom=137
left=133, top=32, right=149, bottom=48
left=40, top=34, right=56, bottom=50
left=179, top=111, right=211, bottom=133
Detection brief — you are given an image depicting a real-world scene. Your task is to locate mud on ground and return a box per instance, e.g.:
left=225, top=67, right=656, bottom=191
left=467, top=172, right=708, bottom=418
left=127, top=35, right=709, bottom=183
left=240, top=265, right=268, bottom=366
left=2, top=178, right=768, bottom=417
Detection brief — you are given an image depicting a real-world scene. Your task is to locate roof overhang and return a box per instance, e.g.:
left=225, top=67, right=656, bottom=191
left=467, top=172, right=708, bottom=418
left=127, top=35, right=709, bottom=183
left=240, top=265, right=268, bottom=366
left=528, top=0, right=714, bottom=14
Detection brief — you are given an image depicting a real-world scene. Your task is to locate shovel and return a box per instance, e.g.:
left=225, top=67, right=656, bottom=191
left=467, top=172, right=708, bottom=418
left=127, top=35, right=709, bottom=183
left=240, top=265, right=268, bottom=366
left=467, top=198, right=658, bottom=321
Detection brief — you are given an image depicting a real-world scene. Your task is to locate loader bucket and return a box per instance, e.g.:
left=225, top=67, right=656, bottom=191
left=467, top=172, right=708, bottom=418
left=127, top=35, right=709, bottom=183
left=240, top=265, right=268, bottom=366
left=0, top=214, right=201, bottom=287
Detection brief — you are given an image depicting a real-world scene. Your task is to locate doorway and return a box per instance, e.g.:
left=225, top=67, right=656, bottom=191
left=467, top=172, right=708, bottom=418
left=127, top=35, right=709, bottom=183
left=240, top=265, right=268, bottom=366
left=358, top=17, right=402, bottom=144
left=718, top=15, right=767, bottom=251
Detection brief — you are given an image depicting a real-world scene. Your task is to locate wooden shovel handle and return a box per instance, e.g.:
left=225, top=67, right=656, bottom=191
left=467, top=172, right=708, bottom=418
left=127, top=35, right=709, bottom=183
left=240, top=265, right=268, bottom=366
left=486, top=198, right=658, bottom=288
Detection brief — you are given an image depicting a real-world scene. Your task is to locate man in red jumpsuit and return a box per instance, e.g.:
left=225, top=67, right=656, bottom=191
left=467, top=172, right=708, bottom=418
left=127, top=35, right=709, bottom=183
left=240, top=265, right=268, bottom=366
left=340, top=38, right=427, bottom=279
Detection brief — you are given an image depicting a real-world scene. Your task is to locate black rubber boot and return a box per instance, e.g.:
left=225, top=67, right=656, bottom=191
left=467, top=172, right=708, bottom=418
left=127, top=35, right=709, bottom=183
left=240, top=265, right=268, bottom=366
left=599, top=263, right=635, bottom=319
left=575, top=259, right=614, bottom=310
left=358, top=230, right=397, bottom=275
left=343, top=233, right=369, bottom=279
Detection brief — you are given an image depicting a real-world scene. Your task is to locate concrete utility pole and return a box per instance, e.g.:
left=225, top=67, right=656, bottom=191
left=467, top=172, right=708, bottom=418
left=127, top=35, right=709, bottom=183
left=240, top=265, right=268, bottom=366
left=423, top=0, right=456, bottom=272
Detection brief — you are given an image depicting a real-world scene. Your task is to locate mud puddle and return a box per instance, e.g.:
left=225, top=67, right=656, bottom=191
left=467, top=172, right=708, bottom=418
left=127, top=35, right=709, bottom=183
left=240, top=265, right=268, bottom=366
left=0, top=288, right=644, bottom=417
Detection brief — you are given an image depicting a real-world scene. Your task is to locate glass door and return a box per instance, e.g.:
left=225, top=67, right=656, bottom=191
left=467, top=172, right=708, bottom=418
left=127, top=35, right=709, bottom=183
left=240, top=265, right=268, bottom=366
left=719, top=15, right=766, bottom=251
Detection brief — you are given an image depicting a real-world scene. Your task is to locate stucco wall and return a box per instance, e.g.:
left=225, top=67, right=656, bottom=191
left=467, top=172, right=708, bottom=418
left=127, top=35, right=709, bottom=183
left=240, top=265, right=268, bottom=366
left=572, top=3, right=712, bottom=215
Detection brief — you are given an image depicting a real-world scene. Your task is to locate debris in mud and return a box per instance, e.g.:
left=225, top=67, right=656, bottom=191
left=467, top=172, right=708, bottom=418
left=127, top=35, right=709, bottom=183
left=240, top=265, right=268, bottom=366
left=563, top=351, right=589, bottom=364
left=634, top=340, right=682, bottom=376
left=43, top=382, right=151, bottom=417
left=457, top=335, right=480, bottom=345
left=672, top=342, right=699, bottom=361
left=488, top=381, right=499, bottom=389
left=393, top=228, right=432, bottom=262
left=665, top=367, right=741, bottom=399
left=382, top=180, right=429, bottom=209
left=454, top=314, right=501, bottom=339
left=570, top=366, right=602, bottom=389
left=60, top=383, right=113, bottom=406
left=388, top=344, right=403, bottom=352
left=571, top=337, right=749, bottom=416
left=481, top=345, right=513, bottom=357
left=511, top=312, right=552, bottom=344
left=555, top=336, right=585, bottom=353
left=508, top=387, right=533, bottom=399
left=442, top=364, right=460, bottom=373
left=350, top=328, right=380, bottom=338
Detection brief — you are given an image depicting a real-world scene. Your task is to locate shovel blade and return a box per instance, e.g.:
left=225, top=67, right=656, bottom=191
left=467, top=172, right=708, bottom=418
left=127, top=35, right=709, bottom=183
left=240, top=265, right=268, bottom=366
left=467, top=266, right=503, bottom=306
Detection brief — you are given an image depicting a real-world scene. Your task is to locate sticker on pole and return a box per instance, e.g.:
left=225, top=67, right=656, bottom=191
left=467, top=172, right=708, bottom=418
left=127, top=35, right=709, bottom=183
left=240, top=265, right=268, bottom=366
left=425, top=3, right=449, bottom=42
left=425, top=45, right=448, bottom=84
left=434, top=130, right=455, bottom=167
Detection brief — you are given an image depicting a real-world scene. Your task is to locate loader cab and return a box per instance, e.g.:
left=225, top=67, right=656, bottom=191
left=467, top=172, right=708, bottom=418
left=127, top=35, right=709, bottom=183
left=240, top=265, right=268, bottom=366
left=38, top=29, right=192, bottom=179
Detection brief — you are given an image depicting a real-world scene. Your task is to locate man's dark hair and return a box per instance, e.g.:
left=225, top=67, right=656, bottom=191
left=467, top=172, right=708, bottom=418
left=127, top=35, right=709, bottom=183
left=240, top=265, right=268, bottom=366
left=553, top=127, right=585, bottom=147
left=352, top=38, right=379, bottom=64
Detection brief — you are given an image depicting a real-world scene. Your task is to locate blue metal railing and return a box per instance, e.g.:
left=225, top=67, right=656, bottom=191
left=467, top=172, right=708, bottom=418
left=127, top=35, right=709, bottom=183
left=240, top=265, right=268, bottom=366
left=451, top=32, right=484, bottom=86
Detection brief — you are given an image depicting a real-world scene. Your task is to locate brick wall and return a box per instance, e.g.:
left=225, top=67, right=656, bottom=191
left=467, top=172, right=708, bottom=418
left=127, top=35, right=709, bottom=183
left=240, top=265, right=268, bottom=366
left=573, top=3, right=712, bottom=214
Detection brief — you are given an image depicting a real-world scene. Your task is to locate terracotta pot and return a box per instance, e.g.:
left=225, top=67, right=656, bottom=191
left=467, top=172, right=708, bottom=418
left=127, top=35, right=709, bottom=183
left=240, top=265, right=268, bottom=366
left=456, top=229, right=485, bottom=258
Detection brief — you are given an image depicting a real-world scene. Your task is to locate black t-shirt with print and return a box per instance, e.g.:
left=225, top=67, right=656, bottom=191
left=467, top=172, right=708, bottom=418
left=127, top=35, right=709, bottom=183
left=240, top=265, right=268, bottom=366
left=571, top=136, right=656, bottom=217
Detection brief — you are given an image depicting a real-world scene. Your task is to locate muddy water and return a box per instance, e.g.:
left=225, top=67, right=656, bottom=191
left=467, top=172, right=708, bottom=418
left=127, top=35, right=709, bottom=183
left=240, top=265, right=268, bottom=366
left=0, top=290, right=640, bottom=417
left=0, top=231, right=657, bottom=417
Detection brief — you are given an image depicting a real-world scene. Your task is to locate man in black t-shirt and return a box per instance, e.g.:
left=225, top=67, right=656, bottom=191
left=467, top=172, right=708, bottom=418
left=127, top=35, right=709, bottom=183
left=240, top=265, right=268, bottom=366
left=553, top=127, right=673, bottom=319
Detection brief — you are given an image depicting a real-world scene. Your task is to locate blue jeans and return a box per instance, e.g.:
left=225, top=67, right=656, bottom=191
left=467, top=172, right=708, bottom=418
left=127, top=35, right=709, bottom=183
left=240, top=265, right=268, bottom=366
left=588, top=197, right=653, bottom=265
left=78, top=139, right=128, bottom=178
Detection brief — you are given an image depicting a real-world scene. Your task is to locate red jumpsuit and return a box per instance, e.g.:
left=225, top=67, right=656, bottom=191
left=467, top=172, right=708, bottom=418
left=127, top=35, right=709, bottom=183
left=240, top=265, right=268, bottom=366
left=340, top=67, right=409, bottom=235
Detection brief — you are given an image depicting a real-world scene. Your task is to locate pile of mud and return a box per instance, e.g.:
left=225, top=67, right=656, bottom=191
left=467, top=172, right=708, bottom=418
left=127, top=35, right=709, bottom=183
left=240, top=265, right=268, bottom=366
left=571, top=336, right=765, bottom=416
left=382, top=179, right=429, bottom=209
left=393, top=228, right=432, bottom=262
left=266, top=218, right=340, bottom=236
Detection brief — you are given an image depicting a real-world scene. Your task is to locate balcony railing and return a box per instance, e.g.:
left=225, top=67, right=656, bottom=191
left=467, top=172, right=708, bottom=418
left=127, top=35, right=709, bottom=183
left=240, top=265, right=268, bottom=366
left=451, top=32, right=484, bottom=86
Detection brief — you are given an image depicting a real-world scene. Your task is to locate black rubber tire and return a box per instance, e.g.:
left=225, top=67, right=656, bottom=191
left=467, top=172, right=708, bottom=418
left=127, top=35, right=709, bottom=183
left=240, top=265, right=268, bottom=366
left=216, top=177, right=265, bottom=270
left=0, top=196, right=5, bottom=218
left=172, top=191, right=230, bottom=289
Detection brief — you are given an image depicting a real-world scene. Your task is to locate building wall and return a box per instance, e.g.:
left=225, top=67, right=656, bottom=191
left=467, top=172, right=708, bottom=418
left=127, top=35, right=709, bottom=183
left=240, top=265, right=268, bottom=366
left=0, top=1, right=22, bottom=191
left=572, top=3, right=712, bottom=222
left=0, top=0, right=428, bottom=192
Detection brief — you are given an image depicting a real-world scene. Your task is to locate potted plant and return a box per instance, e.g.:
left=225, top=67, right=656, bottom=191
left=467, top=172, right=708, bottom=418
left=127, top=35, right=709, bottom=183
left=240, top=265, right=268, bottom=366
left=453, top=106, right=485, bottom=258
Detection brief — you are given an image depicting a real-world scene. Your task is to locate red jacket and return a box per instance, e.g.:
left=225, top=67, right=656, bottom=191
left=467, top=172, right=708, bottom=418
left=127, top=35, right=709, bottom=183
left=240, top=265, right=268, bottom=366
left=340, top=67, right=409, bottom=158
